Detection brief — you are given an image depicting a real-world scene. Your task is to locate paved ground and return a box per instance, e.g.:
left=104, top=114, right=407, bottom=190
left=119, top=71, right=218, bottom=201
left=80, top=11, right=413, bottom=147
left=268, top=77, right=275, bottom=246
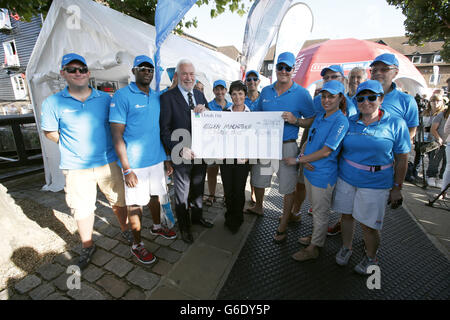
left=0, top=171, right=449, bottom=300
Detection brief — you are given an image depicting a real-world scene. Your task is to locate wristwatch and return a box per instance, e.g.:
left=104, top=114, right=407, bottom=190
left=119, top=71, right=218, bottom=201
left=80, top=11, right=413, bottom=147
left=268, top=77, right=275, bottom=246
left=393, top=183, right=402, bottom=189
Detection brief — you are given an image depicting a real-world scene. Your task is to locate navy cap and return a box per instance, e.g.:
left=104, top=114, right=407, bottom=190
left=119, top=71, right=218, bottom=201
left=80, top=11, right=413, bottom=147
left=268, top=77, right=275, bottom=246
left=245, top=70, right=260, bottom=79
left=277, top=52, right=296, bottom=68
left=320, top=64, right=344, bottom=77
left=320, top=80, right=345, bottom=95
left=356, top=80, right=384, bottom=96
left=61, top=53, right=87, bottom=68
left=213, top=80, right=227, bottom=89
left=370, top=53, right=399, bottom=67
left=133, top=55, right=154, bottom=67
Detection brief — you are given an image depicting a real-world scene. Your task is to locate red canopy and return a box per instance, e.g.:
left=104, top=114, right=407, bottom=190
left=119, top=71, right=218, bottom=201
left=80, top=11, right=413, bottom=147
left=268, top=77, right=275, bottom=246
left=292, top=38, right=427, bottom=95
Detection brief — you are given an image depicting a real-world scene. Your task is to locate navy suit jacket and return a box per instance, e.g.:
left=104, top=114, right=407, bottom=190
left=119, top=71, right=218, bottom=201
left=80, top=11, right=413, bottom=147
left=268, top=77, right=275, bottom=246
left=160, top=86, right=208, bottom=153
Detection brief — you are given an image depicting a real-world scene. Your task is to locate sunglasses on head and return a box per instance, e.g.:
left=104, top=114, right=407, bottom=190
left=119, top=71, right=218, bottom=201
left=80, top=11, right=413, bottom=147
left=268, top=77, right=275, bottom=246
left=135, top=66, right=154, bottom=73
left=356, top=94, right=381, bottom=103
left=63, top=66, right=89, bottom=74
left=322, top=74, right=341, bottom=81
left=276, top=64, right=293, bottom=72
left=246, top=77, right=258, bottom=82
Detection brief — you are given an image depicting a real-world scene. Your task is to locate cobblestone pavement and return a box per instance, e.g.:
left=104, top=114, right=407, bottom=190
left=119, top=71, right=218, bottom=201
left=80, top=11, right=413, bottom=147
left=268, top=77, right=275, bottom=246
left=0, top=173, right=243, bottom=300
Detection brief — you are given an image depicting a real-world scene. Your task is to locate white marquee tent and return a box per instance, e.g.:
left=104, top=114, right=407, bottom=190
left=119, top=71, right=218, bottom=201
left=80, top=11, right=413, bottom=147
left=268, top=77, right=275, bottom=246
left=27, top=0, right=247, bottom=192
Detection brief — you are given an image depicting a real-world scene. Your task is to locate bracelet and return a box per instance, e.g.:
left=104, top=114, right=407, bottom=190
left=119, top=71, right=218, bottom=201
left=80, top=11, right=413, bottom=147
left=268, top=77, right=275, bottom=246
left=295, top=153, right=304, bottom=164
left=123, top=169, right=133, bottom=176
left=393, top=183, right=402, bottom=189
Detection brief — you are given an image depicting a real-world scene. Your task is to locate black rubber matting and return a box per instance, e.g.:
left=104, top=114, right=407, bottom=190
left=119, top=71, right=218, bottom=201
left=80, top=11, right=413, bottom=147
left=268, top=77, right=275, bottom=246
left=218, top=178, right=450, bottom=300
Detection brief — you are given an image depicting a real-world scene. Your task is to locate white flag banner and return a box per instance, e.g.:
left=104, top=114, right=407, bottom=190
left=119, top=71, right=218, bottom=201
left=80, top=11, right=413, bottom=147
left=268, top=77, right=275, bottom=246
left=191, top=111, right=284, bottom=159
left=272, top=2, right=314, bottom=81
left=241, top=0, right=293, bottom=74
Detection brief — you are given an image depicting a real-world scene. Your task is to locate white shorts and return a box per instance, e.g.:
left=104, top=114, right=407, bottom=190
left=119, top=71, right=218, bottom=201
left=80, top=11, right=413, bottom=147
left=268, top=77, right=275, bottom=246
left=125, top=162, right=167, bottom=206
left=331, top=178, right=390, bottom=230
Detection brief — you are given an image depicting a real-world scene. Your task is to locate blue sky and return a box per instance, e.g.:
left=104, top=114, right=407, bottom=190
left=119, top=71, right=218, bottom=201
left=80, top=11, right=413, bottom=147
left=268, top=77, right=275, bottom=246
left=184, top=0, right=407, bottom=51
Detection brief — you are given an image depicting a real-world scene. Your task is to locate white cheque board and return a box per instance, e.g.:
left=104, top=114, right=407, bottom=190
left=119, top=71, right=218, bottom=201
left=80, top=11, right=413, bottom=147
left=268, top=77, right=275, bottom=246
left=191, top=111, right=284, bottom=159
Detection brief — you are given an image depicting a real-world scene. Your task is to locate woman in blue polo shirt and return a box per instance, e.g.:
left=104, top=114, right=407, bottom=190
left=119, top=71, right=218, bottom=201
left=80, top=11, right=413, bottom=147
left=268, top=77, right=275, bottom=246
left=332, top=80, right=410, bottom=275
left=205, top=80, right=233, bottom=206
left=284, top=80, right=349, bottom=261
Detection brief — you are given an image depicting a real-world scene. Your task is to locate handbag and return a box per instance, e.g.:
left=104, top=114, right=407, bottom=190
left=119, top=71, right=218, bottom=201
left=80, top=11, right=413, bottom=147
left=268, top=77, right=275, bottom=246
left=420, top=141, right=441, bottom=154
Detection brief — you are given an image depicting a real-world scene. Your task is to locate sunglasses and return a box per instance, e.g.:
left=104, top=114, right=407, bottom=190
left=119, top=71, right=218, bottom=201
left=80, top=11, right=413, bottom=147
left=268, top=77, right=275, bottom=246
left=135, top=66, right=154, bottom=73
left=370, top=66, right=397, bottom=73
left=322, top=74, right=341, bottom=81
left=246, top=77, right=259, bottom=82
left=276, top=64, right=293, bottom=72
left=63, top=66, right=89, bottom=74
left=356, top=94, right=381, bottom=103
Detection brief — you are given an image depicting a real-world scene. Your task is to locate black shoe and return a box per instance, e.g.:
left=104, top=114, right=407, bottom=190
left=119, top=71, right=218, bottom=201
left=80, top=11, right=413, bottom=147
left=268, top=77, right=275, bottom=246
left=192, top=218, right=214, bottom=228
left=77, top=244, right=96, bottom=270
left=224, top=220, right=240, bottom=234
left=180, top=230, right=194, bottom=244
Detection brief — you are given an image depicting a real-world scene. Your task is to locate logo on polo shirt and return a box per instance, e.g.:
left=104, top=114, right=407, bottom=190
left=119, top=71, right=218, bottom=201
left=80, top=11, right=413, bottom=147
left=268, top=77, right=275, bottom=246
left=135, top=104, right=146, bottom=109
left=110, top=103, right=115, bottom=108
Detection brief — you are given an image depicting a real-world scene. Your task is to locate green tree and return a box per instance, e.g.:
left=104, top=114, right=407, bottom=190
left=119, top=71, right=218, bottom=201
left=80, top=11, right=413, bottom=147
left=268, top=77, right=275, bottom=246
left=0, top=0, right=251, bottom=34
left=386, top=0, right=450, bottom=61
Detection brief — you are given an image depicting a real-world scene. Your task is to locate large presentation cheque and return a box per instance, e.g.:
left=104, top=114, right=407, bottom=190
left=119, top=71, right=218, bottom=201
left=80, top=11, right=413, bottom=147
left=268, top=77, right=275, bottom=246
left=191, top=111, right=284, bottom=159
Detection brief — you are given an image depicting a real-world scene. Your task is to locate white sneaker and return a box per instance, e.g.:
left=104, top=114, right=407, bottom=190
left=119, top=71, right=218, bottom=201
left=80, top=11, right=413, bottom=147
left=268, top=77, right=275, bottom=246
left=427, top=177, right=436, bottom=187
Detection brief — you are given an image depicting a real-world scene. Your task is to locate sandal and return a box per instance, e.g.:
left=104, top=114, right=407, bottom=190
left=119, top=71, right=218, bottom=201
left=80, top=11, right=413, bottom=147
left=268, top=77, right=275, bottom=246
left=273, top=230, right=287, bottom=243
left=203, top=194, right=215, bottom=206
left=245, top=208, right=264, bottom=217
left=298, top=235, right=311, bottom=246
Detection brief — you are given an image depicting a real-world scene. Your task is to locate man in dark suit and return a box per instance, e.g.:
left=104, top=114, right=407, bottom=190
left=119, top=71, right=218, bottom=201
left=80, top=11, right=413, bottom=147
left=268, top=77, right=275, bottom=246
left=160, top=59, right=214, bottom=244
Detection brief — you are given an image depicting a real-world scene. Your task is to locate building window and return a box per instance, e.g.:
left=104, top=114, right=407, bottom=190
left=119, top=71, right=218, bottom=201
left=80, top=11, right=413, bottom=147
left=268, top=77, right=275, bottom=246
left=3, top=40, right=20, bottom=67
left=10, top=74, right=27, bottom=100
left=267, top=63, right=273, bottom=71
left=429, top=74, right=441, bottom=85
left=0, top=9, right=12, bottom=30
left=411, top=56, right=421, bottom=64
left=433, top=55, right=443, bottom=63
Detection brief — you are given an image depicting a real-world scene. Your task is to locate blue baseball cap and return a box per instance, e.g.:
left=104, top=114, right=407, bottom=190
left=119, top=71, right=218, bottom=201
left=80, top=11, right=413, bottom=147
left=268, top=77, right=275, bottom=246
left=277, top=52, right=296, bottom=67
left=213, top=80, right=227, bottom=89
left=61, top=53, right=87, bottom=68
left=133, top=55, right=154, bottom=67
left=356, top=80, right=384, bottom=96
left=245, top=70, right=260, bottom=79
left=320, top=64, right=344, bottom=77
left=320, top=80, right=345, bottom=95
left=370, top=53, right=399, bottom=67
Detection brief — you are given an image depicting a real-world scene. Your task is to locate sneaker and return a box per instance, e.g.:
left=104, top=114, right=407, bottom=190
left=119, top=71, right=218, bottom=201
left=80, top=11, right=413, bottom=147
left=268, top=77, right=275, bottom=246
left=427, top=177, right=436, bottom=187
left=131, top=243, right=156, bottom=264
left=77, top=244, right=96, bottom=270
left=308, top=208, right=313, bottom=215
left=120, top=230, right=134, bottom=245
left=327, top=221, right=341, bottom=236
left=150, top=225, right=177, bottom=240
left=335, top=246, right=352, bottom=266
left=354, top=255, right=378, bottom=275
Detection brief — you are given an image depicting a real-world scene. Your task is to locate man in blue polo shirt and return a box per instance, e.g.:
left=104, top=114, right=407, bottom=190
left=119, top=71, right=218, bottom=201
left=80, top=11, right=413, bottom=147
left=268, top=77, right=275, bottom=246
left=249, top=51, right=315, bottom=243
left=370, top=53, right=419, bottom=140
left=41, top=53, right=129, bottom=269
left=110, top=55, right=176, bottom=265
left=313, top=65, right=357, bottom=118
left=244, top=70, right=261, bottom=111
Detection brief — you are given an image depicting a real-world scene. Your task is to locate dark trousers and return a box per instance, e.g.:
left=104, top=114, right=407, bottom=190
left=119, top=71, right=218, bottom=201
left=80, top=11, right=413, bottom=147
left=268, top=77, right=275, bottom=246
left=173, top=163, right=207, bottom=231
left=427, top=146, right=447, bottom=178
left=220, top=162, right=250, bottom=228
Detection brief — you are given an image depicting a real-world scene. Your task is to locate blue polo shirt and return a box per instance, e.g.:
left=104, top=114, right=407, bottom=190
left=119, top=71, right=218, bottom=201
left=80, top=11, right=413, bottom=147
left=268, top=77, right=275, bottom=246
left=41, top=87, right=117, bottom=170
left=245, top=95, right=260, bottom=111
left=313, top=93, right=358, bottom=118
left=208, top=99, right=232, bottom=111
left=303, top=110, right=349, bottom=188
left=338, top=110, right=411, bottom=189
left=254, top=81, right=315, bottom=141
left=109, top=82, right=166, bottom=169
left=381, top=82, right=419, bottom=128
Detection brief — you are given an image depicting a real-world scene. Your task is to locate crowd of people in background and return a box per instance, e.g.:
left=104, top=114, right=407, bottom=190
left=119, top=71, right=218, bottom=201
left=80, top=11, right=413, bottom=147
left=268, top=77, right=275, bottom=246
left=40, top=49, right=449, bottom=277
